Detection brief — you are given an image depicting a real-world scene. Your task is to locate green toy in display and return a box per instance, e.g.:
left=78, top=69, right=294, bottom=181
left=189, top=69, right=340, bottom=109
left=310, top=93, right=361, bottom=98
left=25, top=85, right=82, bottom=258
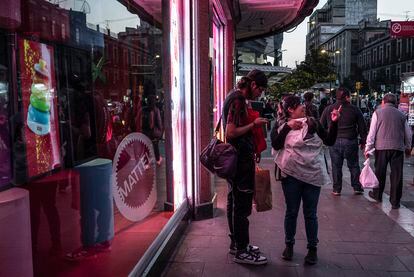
left=27, top=59, right=51, bottom=136
left=30, top=84, right=51, bottom=112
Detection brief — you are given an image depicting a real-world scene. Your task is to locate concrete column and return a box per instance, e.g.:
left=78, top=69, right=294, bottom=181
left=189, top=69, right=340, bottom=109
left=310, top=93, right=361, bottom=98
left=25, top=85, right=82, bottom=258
left=194, top=0, right=235, bottom=220
left=194, top=0, right=215, bottom=220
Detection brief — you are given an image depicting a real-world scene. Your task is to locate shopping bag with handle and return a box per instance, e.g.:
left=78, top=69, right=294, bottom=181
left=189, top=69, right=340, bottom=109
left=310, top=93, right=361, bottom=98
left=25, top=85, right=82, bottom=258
left=359, top=158, right=379, bottom=189
left=254, top=167, right=272, bottom=212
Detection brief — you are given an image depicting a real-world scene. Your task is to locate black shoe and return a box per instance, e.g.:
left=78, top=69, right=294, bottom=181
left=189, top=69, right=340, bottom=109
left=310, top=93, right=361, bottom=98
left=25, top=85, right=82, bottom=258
left=392, top=204, right=400, bottom=209
left=368, top=191, right=382, bottom=202
left=353, top=188, right=364, bottom=195
left=281, top=244, right=293, bottom=261
left=304, top=247, right=318, bottom=265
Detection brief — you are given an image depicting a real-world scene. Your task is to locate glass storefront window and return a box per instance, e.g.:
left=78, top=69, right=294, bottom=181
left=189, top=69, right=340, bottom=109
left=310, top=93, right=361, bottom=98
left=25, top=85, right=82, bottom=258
left=0, top=33, right=12, bottom=189
left=0, top=0, right=179, bottom=275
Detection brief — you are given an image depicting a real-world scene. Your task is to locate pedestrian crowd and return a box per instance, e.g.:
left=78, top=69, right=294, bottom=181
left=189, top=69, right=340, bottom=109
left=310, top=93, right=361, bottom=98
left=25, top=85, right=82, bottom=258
left=220, top=69, right=413, bottom=266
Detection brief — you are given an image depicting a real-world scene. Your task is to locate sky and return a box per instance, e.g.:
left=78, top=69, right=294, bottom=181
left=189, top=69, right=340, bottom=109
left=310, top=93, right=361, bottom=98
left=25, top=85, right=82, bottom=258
left=282, top=0, right=414, bottom=69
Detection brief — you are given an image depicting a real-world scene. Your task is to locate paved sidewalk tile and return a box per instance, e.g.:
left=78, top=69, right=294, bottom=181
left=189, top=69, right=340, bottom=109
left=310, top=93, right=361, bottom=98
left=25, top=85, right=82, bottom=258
left=162, top=159, right=414, bottom=277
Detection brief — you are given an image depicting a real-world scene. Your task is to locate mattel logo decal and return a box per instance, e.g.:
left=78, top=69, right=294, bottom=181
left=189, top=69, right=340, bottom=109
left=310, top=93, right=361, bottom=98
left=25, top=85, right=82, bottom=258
left=112, top=133, right=157, bottom=222
left=391, top=21, right=414, bottom=38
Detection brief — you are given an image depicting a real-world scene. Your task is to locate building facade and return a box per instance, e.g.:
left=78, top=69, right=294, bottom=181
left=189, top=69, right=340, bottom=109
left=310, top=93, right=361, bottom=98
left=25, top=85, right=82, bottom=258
left=0, top=0, right=317, bottom=276
left=320, top=25, right=359, bottom=84
left=0, top=0, right=236, bottom=276
left=358, top=21, right=414, bottom=93
left=307, top=0, right=377, bottom=53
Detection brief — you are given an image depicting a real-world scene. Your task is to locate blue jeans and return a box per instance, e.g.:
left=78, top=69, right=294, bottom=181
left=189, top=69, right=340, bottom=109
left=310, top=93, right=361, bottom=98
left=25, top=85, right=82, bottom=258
left=281, top=175, right=321, bottom=248
left=329, top=138, right=362, bottom=192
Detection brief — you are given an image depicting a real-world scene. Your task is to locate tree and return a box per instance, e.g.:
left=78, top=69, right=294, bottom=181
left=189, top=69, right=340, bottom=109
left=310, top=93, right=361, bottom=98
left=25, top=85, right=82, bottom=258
left=268, top=48, right=336, bottom=98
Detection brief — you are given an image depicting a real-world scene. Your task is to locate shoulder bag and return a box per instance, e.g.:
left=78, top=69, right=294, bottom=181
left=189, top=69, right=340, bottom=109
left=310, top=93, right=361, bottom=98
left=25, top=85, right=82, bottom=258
left=199, top=115, right=237, bottom=179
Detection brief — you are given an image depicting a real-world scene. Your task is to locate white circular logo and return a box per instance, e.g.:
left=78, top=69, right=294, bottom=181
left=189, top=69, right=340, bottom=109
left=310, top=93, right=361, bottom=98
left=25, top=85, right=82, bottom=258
left=112, top=133, right=157, bottom=222
left=392, top=23, right=402, bottom=34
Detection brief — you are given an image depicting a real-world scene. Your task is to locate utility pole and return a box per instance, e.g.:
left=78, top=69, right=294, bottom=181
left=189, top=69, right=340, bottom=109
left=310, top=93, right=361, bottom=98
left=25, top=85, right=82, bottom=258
left=404, top=11, right=411, bottom=21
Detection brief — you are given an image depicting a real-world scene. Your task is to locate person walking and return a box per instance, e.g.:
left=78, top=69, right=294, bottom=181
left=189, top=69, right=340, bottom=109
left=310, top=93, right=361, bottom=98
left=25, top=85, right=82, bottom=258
left=142, top=95, right=164, bottom=165
left=223, top=69, right=268, bottom=265
left=365, top=93, right=412, bottom=209
left=318, top=97, right=329, bottom=118
left=320, top=87, right=367, bottom=196
left=304, top=92, right=319, bottom=119
left=270, top=93, right=290, bottom=181
left=272, top=95, right=340, bottom=265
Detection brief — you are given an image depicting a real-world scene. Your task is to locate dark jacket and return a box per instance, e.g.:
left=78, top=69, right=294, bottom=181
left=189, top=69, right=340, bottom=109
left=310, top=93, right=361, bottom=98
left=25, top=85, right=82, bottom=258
left=305, top=101, right=319, bottom=119
left=320, top=100, right=367, bottom=145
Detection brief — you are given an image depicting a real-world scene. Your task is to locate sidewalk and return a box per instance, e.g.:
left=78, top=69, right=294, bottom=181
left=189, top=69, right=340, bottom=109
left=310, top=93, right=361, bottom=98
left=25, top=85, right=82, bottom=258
left=162, top=158, right=414, bottom=277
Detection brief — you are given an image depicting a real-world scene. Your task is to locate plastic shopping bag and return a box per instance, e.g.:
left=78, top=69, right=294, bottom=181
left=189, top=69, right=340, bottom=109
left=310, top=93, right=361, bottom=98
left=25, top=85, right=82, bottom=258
left=359, top=158, right=379, bottom=189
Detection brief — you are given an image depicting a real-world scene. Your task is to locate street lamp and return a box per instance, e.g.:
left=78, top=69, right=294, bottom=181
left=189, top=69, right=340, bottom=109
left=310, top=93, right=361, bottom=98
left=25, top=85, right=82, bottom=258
left=320, top=49, right=340, bottom=55
left=277, top=49, right=287, bottom=67
left=320, top=48, right=341, bottom=90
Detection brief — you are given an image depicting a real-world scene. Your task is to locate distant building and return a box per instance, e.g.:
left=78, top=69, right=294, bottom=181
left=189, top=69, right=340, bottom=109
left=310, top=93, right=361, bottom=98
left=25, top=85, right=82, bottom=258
left=306, top=0, right=377, bottom=54
left=320, top=25, right=359, bottom=84
left=358, top=20, right=414, bottom=93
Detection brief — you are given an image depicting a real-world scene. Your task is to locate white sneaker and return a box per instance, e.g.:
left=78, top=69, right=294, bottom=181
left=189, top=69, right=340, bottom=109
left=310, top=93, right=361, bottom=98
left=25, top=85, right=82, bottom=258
left=234, top=249, right=267, bottom=265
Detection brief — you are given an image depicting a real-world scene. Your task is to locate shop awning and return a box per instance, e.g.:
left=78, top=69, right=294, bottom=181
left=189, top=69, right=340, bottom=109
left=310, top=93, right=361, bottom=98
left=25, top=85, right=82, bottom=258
left=235, top=0, right=319, bottom=42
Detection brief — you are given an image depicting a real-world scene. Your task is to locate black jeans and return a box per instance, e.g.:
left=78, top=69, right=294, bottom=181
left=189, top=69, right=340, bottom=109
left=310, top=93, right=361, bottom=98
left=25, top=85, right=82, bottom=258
left=227, top=154, right=255, bottom=251
left=372, top=150, right=404, bottom=206
left=281, top=175, right=321, bottom=248
left=329, top=138, right=362, bottom=192
left=227, top=188, right=253, bottom=250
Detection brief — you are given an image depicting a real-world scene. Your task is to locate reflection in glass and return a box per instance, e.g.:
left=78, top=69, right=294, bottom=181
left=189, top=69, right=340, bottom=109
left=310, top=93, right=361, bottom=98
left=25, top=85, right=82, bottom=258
left=8, top=0, right=172, bottom=275
left=0, top=33, right=12, bottom=188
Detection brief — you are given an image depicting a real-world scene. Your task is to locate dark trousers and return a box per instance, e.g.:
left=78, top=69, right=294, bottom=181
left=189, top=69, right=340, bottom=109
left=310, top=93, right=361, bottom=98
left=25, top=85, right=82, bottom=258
left=152, top=140, right=160, bottom=161
left=329, top=138, right=362, bottom=192
left=227, top=188, right=253, bottom=251
left=372, top=150, right=404, bottom=206
left=29, top=183, right=61, bottom=250
left=226, top=150, right=255, bottom=251
left=281, top=175, right=321, bottom=248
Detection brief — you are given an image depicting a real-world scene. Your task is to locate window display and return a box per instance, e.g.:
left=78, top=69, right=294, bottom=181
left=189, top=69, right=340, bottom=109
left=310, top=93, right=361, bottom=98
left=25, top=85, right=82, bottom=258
left=0, top=0, right=180, bottom=275
left=18, top=38, right=61, bottom=177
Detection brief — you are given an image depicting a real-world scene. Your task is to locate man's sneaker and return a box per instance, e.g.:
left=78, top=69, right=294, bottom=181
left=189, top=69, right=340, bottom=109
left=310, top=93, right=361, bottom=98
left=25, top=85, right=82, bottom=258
left=304, top=247, right=318, bottom=265
left=368, top=191, right=382, bottom=202
left=234, top=249, right=267, bottom=265
left=353, top=188, right=364, bottom=195
left=392, top=204, right=400, bottom=209
left=229, top=244, right=259, bottom=255
left=281, top=244, right=293, bottom=261
left=331, top=190, right=341, bottom=196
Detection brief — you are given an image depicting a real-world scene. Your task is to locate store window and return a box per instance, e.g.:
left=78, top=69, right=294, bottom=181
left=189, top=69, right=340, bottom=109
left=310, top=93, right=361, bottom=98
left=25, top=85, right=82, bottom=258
left=0, top=0, right=183, bottom=276
left=0, top=33, right=12, bottom=189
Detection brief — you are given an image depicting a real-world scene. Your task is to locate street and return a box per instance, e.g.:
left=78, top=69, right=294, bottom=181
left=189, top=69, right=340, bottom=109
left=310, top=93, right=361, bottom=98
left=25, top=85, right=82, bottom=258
left=162, top=136, right=414, bottom=277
